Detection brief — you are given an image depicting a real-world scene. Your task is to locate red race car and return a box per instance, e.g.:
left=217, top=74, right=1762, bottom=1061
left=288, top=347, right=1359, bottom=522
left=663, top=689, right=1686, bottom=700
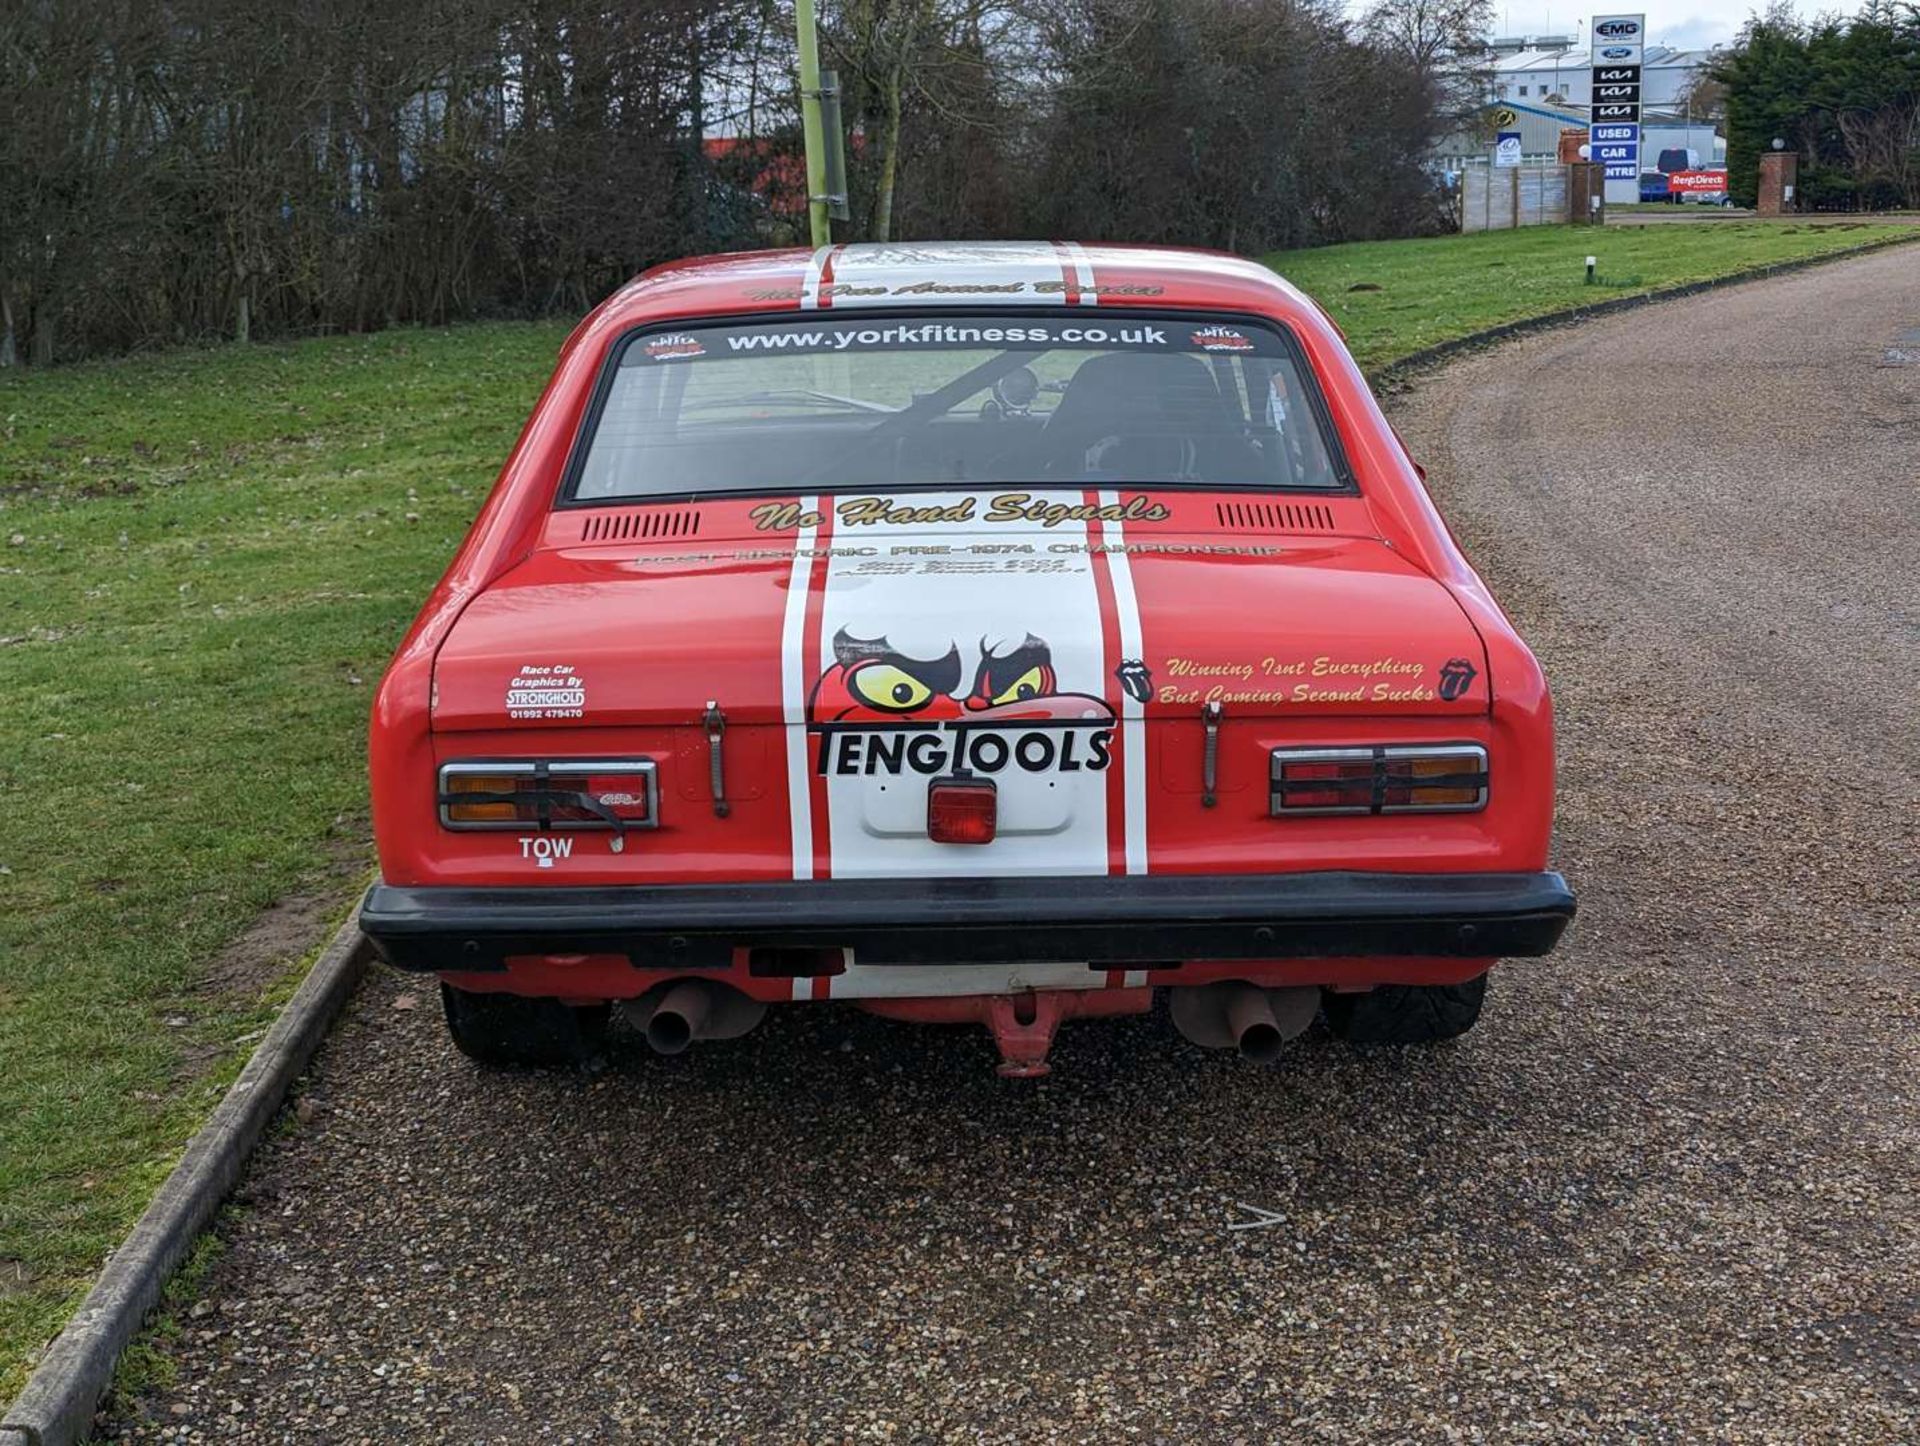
left=360, top=242, right=1574, bottom=1076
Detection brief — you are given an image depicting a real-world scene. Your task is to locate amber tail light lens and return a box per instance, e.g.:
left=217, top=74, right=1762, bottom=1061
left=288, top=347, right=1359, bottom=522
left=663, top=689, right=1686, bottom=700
left=1270, top=745, right=1487, bottom=816
left=442, top=773, right=522, bottom=823
left=439, top=761, right=659, bottom=829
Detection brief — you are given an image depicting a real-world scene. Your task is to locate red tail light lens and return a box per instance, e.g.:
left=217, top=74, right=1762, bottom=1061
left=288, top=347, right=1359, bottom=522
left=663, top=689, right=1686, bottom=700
left=927, top=777, right=997, bottom=844
left=1272, top=756, right=1376, bottom=811
left=1270, top=745, right=1487, bottom=816
left=568, top=771, right=655, bottom=824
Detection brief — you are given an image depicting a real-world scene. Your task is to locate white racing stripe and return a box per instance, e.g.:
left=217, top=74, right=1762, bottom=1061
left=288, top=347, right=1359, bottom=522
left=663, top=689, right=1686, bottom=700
left=795, top=241, right=1079, bottom=309
left=1058, top=241, right=1100, bottom=307
left=781, top=496, right=821, bottom=878
left=799, top=246, right=834, bottom=310
left=809, top=492, right=1114, bottom=879
left=1098, top=490, right=1149, bottom=875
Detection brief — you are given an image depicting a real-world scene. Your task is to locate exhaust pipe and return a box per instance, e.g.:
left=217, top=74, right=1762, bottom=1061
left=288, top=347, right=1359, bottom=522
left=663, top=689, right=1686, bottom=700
left=633, top=980, right=767, bottom=1055
left=1226, top=986, right=1284, bottom=1063
left=1170, top=982, right=1319, bottom=1062
left=645, top=981, right=711, bottom=1055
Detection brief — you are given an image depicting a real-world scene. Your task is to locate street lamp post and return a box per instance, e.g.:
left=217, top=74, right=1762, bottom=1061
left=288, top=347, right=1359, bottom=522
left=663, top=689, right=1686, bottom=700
left=796, top=0, right=833, bottom=248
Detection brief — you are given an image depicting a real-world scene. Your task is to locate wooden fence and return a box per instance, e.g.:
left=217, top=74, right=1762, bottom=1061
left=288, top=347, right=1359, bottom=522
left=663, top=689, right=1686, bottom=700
left=1462, top=166, right=1572, bottom=232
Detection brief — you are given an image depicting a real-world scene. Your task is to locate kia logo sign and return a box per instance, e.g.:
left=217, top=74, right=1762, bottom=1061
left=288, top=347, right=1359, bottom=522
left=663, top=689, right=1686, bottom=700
left=1595, top=20, right=1642, bottom=38
left=1601, top=46, right=1636, bottom=58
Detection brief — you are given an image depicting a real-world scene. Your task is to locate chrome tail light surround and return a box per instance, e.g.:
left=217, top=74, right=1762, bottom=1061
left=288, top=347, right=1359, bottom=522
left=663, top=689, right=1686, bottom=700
left=437, top=759, right=661, bottom=838
left=1269, top=743, right=1488, bottom=816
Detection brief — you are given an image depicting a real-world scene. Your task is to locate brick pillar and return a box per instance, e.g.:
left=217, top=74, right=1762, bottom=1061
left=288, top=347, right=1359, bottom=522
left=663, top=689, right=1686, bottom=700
left=1757, top=152, right=1799, bottom=216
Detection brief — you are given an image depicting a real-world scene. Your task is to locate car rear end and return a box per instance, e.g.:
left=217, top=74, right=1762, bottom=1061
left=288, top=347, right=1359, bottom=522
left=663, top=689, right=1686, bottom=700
left=360, top=243, right=1573, bottom=1074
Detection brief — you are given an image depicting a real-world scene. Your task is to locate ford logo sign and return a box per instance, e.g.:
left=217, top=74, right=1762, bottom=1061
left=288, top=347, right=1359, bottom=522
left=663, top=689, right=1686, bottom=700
left=1595, top=20, right=1641, bottom=38
left=1601, top=45, right=1635, bottom=58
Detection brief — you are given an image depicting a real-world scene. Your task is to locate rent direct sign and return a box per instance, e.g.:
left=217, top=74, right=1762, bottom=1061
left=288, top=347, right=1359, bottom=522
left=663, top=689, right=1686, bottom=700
left=1667, top=170, right=1729, bottom=194
left=1589, top=14, right=1645, bottom=181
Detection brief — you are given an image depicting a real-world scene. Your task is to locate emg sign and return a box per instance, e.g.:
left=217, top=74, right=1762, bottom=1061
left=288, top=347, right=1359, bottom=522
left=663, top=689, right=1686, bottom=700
left=1590, top=13, right=1646, bottom=66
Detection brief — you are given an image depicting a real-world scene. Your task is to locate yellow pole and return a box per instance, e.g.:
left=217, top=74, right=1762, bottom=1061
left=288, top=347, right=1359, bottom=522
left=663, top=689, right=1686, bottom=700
left=795, top=0, right=832, bottom=248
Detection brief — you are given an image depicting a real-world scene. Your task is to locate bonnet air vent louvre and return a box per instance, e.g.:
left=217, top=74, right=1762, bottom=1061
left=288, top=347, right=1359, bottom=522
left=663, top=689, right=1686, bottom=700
left=578, top=509, right=702, bottom=542
left=1214, top=501, right=1337, bottom=533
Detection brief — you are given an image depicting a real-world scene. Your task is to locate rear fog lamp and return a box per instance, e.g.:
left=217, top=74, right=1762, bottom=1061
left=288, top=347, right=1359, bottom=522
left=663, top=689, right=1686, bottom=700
left=927, top=777, right=997, bottom=845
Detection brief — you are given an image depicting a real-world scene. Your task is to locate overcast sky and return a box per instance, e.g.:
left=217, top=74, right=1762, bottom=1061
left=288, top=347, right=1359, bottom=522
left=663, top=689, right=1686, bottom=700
left=1453, top=3, right=1829, bottom=52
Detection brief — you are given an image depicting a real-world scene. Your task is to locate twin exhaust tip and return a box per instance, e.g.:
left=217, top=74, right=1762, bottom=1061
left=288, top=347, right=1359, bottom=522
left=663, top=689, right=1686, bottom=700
left=1170, top=982, right=1320, bottom=1062
left=630, top=978, right=1315, bottom=1066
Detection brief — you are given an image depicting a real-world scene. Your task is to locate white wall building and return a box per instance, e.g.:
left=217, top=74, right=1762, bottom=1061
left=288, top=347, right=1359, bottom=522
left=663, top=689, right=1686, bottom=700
left=1480, top=35, right=1719, bottom=112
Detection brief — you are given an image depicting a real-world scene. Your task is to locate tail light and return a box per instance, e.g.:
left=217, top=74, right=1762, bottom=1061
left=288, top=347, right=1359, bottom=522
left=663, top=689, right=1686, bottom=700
left=439, top=760, right=659, bottom=830
left=927, top=777, right=997, bottom=844
left=1270, top=745, right=1486, bottom=816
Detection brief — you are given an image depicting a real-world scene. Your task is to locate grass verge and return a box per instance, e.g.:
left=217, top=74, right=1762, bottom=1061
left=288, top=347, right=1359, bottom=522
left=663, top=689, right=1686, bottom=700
left=0, top=322, right=568, bottom=1399
left=1268, top=220, right=1918, bottom=372
left=3, top=218, right=1912, bottom=1400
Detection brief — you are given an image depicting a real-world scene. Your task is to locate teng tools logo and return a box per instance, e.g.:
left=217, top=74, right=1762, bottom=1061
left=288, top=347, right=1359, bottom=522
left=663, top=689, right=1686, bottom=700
left=808, top=629, right=1115, bottom=777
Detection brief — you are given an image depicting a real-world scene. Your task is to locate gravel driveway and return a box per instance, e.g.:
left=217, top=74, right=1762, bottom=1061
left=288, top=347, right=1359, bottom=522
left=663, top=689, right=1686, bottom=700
left=97, top=247, right=1919, bottom=1444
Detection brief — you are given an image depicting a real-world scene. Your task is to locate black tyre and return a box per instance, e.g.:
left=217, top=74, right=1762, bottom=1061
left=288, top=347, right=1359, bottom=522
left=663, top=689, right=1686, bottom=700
left=1322, top=973, right=1488, bottom=1045
left=439, top=983, right=610, bottom=1067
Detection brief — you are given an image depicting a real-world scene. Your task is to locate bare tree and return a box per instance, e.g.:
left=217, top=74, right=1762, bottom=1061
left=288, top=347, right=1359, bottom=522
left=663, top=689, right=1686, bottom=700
left=1, top=0, right=1460, bottom=365
left=1362, top=0, right=1492, bottom=122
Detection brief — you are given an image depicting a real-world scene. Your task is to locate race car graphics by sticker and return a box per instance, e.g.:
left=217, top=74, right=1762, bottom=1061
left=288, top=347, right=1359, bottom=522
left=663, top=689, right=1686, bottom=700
left=505, top=663, right=586, bottom=719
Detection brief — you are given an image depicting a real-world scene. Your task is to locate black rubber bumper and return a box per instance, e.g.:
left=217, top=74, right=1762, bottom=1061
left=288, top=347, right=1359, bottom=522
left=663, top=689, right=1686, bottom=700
left=359, top=871, right=1575, bottom=973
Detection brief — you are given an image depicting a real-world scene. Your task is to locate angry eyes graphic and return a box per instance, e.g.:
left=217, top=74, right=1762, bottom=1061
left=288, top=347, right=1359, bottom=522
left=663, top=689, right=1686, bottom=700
left=965, top=634, right=1056, bottom=712
left=810, top=630, right=1111, bottom=724
left=812, top=631, right=965, bottom=722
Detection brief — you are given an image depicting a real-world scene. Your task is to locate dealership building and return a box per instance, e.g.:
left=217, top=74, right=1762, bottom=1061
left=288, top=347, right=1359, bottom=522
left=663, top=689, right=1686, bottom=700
left=1480, top=34, right=1718, bottom=110
left=1435, top=33, right=1724, bottom=175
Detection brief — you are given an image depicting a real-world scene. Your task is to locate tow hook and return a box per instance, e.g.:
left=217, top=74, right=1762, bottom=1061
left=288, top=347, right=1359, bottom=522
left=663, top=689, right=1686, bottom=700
left=857, top=989, right=1153, bottom=1077
left=704, top=699, right=729, bottom=818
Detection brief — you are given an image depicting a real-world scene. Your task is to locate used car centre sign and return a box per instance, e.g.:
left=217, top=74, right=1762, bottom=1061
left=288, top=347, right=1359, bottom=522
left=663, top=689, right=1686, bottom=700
left=1589, top=14, right=1645, bottom=195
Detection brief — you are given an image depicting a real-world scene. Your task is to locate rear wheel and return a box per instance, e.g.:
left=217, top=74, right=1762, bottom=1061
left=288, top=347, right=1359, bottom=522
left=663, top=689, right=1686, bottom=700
left=1322, top=973, right=1488, bottom=1044
left=439, top=983, right=610, bottom=1067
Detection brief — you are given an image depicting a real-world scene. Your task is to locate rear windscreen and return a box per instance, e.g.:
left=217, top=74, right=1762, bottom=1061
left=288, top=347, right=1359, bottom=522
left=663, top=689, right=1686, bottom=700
left=568, top=313, right=1347, bottom=501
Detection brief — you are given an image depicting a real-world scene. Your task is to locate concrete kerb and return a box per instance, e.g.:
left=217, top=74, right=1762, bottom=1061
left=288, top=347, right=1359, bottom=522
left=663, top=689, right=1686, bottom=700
left=1, top=919, right=374, bottom=1446
left=1371, top=231, right=1920, bottom=391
